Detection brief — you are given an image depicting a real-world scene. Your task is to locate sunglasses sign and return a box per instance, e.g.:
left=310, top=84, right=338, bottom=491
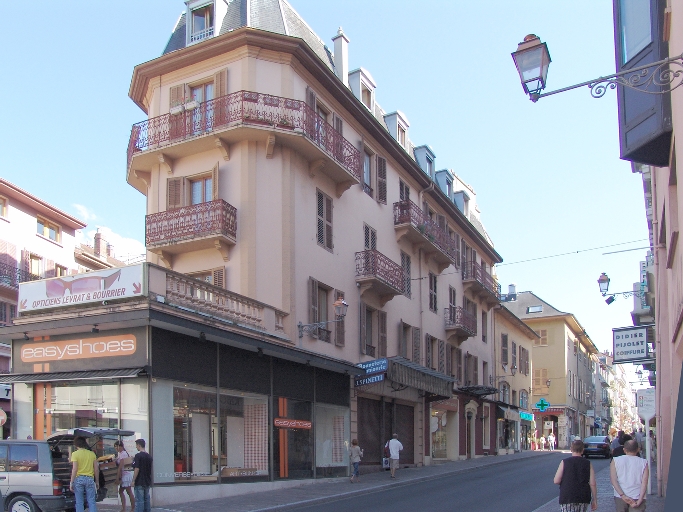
left=18, top=265, right=145, bottom=313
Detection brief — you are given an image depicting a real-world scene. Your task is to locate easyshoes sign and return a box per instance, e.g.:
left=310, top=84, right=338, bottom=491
left=18, top=265, right=145, bottom=313
left=13, top=327, right=148, bottom=374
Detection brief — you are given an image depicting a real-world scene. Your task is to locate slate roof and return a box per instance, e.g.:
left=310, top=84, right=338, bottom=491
left=502, top=291, right=567, bottom=320
left=162, top=0, right=335, bottom=71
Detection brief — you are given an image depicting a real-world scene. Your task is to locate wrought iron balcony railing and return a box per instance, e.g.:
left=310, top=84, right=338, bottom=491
left=462, top=261, right=501, bottom=299
left=355, top=250, right=405, bottom=295
left=444, top=306, right=477, bottom=337
left=0, top=262, right=41, bottom=289
left=127, top=90, right=361, bottom=182
left=393, top=200, right=458, bottom=264
left=146, top=199, right=237, bottom=247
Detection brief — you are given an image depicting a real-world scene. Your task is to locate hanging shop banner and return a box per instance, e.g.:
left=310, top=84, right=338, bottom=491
left=357, top=358, right=388, bottom=375
left=612, top=326, right=649, bottom=363
left=18, top=265, right=145, bottom=313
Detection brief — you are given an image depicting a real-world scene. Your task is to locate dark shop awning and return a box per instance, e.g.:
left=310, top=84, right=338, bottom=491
left=0, top=367, right=146, bottom=384
left=386, top=357, right=454, bottom=398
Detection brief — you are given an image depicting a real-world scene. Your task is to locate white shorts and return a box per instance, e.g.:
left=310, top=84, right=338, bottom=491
left=120, top=470, right=133, bottom=488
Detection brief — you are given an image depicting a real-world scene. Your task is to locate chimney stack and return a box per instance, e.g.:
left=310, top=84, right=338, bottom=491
left=508, top=284, right=517, bottom=301
left=94, top=231, right=106, bottom=257
left=332, top=27, right=349, bottom=87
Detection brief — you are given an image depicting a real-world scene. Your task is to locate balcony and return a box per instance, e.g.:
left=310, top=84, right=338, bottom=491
left=462, top=261, right=501, bottom=306
left=355, top=250, right=404, bottom=306
left=444, top=306, right=476, bottom=343
left=145, top=199, right=237, bottom=265
left=127, top=91, right=361, bottom=197
left=393, top=200, right=457, bottom=272
left=0, top=262, right=40, bottom=290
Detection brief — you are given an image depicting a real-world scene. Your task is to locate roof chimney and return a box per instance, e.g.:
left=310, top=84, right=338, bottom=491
left=94, top=231, right=106, bottom=257
left=508, top=284, right=517, bottom=301
left=332, top=27, right=349, bottom=87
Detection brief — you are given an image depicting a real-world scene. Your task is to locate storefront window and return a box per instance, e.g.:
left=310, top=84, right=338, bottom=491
left=274, top=397, right=312, bottom=479
left=315, top=404, right=349, bottom=477
left=430, top=410, right=447, bottom=459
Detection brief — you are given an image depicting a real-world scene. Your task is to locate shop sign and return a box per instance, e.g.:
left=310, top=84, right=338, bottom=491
left=355, top=373, right=384, bottom=387
left=534, top=407, right=565, bottom=414
left=544, top=421, right=554, bottom=429
left=222, top=468, right=258, bottom=477
left=535, top=398, right=550, bottom=412
left=0, top=408, right=6, bottom=426
left=0, top=384, right=10, bottom=399
left=520, top=411, right=534, bottom=421
left=586, top=409, right=595, bottom=418
left=612, top=326, right=649, bottom=363
left=274, top=418, right=312, bottom=429
left=357, top=358, right=388, bottom=375
left=18, top=265, right=145, bottom=313
left=20, top=335, right=136, bottom=363
left=637, top=388, right=656, bottom=420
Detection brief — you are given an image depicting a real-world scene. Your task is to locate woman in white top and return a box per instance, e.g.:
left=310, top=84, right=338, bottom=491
left=114, top=441, right=135, bottom=512
left=610, top=439, right=649, bottom=511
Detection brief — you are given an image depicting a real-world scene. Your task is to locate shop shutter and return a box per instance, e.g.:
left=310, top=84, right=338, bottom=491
left=395, top=403, right=415, bottom=464
left=378, top=310, right=387, bottom=356
left=359, top=302, right=367, bottom=355
left=309, top=277, right=319, bottom=327
left=376, top=156, right=387, bottom=204
left=446, top=343, right=452, bottom=376
left=212, top=267, right=224, bottom=288
left=334, top=289, right=345, bottom=347
left=425, top=334, right=432, bottom=369
left=167, top=178, right=183, bottom=210
left=412, top=327, right=421, bottom=364
left=357, top=397, right=381, bottom=464
left=211, top=162, right=220, bottom=200
left=438, top=339, right=445, bottom=374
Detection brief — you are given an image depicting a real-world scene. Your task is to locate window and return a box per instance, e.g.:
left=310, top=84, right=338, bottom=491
left=520, top=390, right=529, bottom=409
left=533, top=368, right=548, bottom=395
left=29, top=255, right=41, bottom=277
left=399, top=180, right=410, bottom=202
left=501, top=334, right=508, bottom=365
left=9, top=444, right=38, bottom=472
left=520, top=346, right=530, bottom=375
left=401, top=251, right=411, bottom=298
left=482, top=361, right=488, bottom=387
left=527, top=305, right=543, bottom=313
left=500, top=382, right=510, bottom=404
left=376, top=156, right=387, bottom=204
left=37, top=218, right=59, bottom=242
left=512, top=390, right=517, bottom=408
left=0, top=196, right=6, bottom=218
left=448, top=287, right=457, bottom=322
left=308, top=277, right=333, bottom=342
left=400, top=322, right=411, bottom=358
left=473, top=356, right=478, bottom=385
left=364, top=224, right=377, bottom=250
left=317, top=190, right=333, bottom=251
left=426, top=156, right=433, bottom=176
left=512, top=341, right=517, bottom=371
left=189, top=268, right=225, bottom=289
left=166, top=164, right=218, bottom=209
left=454, top=347, right=463, bottom=383
left=428, top=272, right=437, bottom=313
left=481, top=311, right=487, bottom=343
left=534, top=329, right=548, bottom=346
left=398, top=125, right=406, bottom=147
left=190, top=176, right=213, bottom=205
left=190, top=4, right=214, bottom=42
left=359, top=304, right=385, bottom=357
left=618, top=0, right=651, bottom=64
left=361, top=85, right=372, bottom=108
left=55, top=265, right=68, bottom=277
left=446, top=180, right=452, bottom=198
left=363, top=151, right=373, bottom=196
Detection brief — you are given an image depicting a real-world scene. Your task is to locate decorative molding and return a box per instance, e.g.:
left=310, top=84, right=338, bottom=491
left=151, top=249, right=173, bottom=268
left=214, top=240, right=231, bottom=262
left=133, top=170, right=151, bottom=189
left=335, top=180, right=354, bottom=198
left=158, top=153, right=174, bottom=175
left=215, top=137, right=230, bottom=161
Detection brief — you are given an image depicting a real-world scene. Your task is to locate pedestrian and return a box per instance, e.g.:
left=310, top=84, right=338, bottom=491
left=610, top=439, right=649, bottom=512
left=114, top=440, right=135, bottom=512
left=613, top=434, right=633, bottom=458
left=635, top=428, right=645, bottom=458
left=70, top=436, right=100, bottom=512
left=611, top=431, right=624, bottom=451
left=548, top=432, right=556, bottom=451
left=387, top=433, right=403, bottom=479
left=132, top=439, right=153, bottom=512
left=539, top=435, right=546, bottom=451
left=553, top=439, right=598, bottom=512
left=349, top=439, right=363, bottom=483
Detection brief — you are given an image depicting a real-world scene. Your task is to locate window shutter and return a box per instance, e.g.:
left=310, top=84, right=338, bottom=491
left=438, top=339, right=445, bottom=374
left=306, top=86, right=317, bottom=110
left=425, top=334, right=432, bottom=369
left=170, top=84, right=185, bottom=108
left=412, top=327, right=421, bottom=364
left=309, top=277, right=319, bottom=337
left=376, top=156, right=387, bottom=204
left=317, top=191, right=325, bottom=246
left=21, top=249, right=29, bottom=273
left=378, top=311, right=387, bottom=357
left=473, top=356, right=479, bottom=385
left=359, top=302, right=367, bottom=355
left=211, top=162, right=220, bottom=200
left=398, top=322, right=406, bottom=358
left=454, top=234, right=461, bottom=268
left=213, top=69, right=227, bottom=98
left=446, top=343, right=452, bottom=376
left=501, top=334, right=508, bottom=364
left=167, top=178, right=183, bottom=210
left=333, top=114, right=343, bottom=134
left=542, top=369, right=548, bottom=387
left=212, top=267, right=225, bottom=288
left=533, top=369, right=541, bottom=389
left=325, top=196, right=333, bottom=250
left=437, top=214, right=446, bottom=230
left=334, top=290, right=345, bottom=347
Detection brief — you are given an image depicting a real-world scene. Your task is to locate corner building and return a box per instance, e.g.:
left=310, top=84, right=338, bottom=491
left=3, top=0, right=503, bottom=505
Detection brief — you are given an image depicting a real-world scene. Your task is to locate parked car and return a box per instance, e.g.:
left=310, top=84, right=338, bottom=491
left=583, top=435, right=612, bottom=458
left=0, top=439, right=76, bottom=512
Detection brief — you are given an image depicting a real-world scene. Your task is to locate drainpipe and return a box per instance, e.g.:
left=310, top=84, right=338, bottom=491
left=419, top=181, right=435, bottom=209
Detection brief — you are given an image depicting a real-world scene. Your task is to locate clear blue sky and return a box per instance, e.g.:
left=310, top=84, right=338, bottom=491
left=0, top=1, right=649, bottom=373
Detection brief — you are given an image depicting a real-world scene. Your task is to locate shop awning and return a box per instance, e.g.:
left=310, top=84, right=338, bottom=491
left=386, top=357, right=453, bottom=398
left=0, top=367, right=146, bottom=383
left=457, top=385, right=499, bottom=397
left=497, top=406, right=520, bottom=421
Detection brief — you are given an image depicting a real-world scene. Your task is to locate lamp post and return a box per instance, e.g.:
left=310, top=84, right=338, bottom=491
left=512, top=35, right=683, bottom=102
left=298, top=298, right=349, bottom=339
left=596, top=272, right=646, bottom=305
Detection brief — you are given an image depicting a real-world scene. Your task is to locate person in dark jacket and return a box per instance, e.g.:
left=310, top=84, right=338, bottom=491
left=612, top=434, right=633, bottom=458
left=553, top=439, right=598, bottom=512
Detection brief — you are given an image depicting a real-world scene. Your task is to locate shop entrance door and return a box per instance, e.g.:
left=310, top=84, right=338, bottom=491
left=273, top=398, right=312, bottom=479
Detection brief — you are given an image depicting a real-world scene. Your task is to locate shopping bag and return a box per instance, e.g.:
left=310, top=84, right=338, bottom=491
left=382, top=457, right=390, bottom=469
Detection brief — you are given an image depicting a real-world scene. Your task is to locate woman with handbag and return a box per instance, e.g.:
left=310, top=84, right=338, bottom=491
left=349, top=439, right=363, bottom=483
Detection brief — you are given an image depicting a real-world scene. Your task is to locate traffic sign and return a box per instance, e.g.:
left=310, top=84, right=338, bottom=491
left=535, top=398, right=550, bottom=412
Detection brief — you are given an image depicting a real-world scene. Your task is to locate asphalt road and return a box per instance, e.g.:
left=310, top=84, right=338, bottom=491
left=295, top=454, right=612, bottom=512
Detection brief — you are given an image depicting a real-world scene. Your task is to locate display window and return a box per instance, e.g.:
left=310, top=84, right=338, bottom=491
left=314, top=403, right=349, bottom=478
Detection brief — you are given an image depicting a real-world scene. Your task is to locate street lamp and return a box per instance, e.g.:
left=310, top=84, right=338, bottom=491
left=298, top=298, right=349, bottom=339
left=512, top=35, right=683, bottom=102
left=596, top=272, right=646, bottom=305
left=511, top=365, right=517, bottom=376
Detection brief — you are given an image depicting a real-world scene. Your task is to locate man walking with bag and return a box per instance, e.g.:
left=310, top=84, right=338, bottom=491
left=388, top=433, right=403, bottom=479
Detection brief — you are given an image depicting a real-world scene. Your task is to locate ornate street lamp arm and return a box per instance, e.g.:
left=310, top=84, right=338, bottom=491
left=298, top=318, right=344, bottom=339
left=602, top=290, right=647, bottom=299
left=531, top=52, right=683, bottom=102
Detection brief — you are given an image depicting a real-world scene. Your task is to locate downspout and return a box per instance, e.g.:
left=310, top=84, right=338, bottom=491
left=649, top=166, right=662, bottom=496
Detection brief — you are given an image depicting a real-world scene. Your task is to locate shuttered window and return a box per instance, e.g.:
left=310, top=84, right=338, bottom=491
left=412, top=327, right=421, bottom=364
left=512, top=341, right=517, bottom=370
left=473, top=356, right=479, bottom=385
left=309, top=277, right=319, bottom=337
left=316, top=190, right=333, bottom=251
left=425, top=334, right=432, bottom=369
left=364, top=224, right=377, bottom=250
left=399, top=322, right=409, bottom=358
left=167, top=178, right=183, bottom=210
left=401, top=252, right=411, bottom=298
left=534, top=329, right=548, bottom=346
left=446, top=343, right=453, bottom=376
left=334, top=289, right=345, bottom=347
left=455, top=347, right=462, bottom=383
left=378, top=310, right=387, bottom=357
left=438, top=339, right=446, bottom=374
left=428, top=272, right=437, bottom=313
left=399, top=180, right=410, bottom=202
left=376, top=156, right=387, bottom=204
left=501, top=334, right=508, bottom=365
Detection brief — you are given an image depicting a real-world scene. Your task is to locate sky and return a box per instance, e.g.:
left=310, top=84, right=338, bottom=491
left=0, top=1, right=650, bottom=385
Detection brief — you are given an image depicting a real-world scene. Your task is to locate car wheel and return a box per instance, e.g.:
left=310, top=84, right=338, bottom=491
left=8, top=496, right=38, bottom=512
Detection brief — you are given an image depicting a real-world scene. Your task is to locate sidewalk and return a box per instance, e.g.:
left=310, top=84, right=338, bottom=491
left=96, top=450, right=557, bottom=512
left=532, top=461, right=666, bottom=512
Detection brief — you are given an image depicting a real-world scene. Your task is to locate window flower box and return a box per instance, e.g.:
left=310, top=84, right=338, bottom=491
left=170, top=105, right=184, bottom=115
left=184, top=100, right=200, bottom=110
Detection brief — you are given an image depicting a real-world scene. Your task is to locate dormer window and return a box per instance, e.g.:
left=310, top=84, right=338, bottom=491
left=426, top=156, right=433, bottom=176
left=189, top=3, right=214, bottom=43
left=361, top=85, right=372, bottom=109
left=398, top=125, right=406, bottom=147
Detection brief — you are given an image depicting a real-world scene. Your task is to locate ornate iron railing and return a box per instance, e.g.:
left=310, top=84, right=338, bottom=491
left=146, top=199, right=237, bottom=247
left=189, top=26, right=214, bottom=43
left=393, top=200, right=458, bottom=263
left=444, top=306, right=477, bottom=336
left=462, top=261, right=501, bottom=299
left=127, top=90, right=361, bottom=181
left=317, top=327, right=331, bottom=343
left=355, top=250, right=404, bottom=294
left=0, top=262, right=40, bottom=289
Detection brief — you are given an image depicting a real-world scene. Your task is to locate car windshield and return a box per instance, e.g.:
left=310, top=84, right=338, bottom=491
left=584, top=437, right=607, bottom=442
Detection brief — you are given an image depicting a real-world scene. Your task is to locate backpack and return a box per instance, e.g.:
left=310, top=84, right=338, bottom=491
left=384, top=440, right=391, bottom=458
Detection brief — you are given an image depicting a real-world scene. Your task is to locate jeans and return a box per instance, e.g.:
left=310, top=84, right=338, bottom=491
left=352, top=461, right=359, bottom=477
left=74, top=475, right=97, bottom=512
left=134, top=485, right=151, bottom=512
